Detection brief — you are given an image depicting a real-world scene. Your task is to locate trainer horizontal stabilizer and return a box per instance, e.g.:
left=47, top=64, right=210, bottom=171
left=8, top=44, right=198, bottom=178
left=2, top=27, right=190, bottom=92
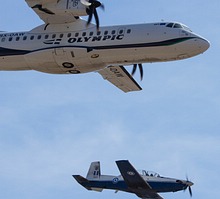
left=72, top=175, right=92, bottom=191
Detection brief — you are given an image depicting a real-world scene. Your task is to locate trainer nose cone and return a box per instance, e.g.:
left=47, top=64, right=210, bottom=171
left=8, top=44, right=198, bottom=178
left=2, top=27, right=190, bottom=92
left=186, top=181, right=194, bottom=187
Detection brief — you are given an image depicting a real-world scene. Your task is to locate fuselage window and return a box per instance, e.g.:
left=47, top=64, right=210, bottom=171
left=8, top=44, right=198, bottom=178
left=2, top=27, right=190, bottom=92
left=23, top=36, right=27, bottom=41
left=16, top=37, right=20, bottom=41
left=97, top=31, right=101, bottom=35
left=1, top=38, right=6, bottom=42
left=82, top=32, right=86, bottom=36
left=127, top=29, right=131, bottom=34
left=9, top=37, right=13, bottom=42
left=67, top=33, right=72, bottom=38
left=30, top=36, right=34, bottom=40
left=75, top=32, right=79, bottom=37
left=89, top=32, right=93, bottom=36
left=104, top=30, right=108, bottom=35
left=45, top=35, right=49, bottom=39
left=37, top=35, right=42, bottom=40
left=52, top=34, right=56, bottom=39
left=59, top=34, right=64, bottom=38
left=119, top=29, right=124, bottom=34
left=111, top=30, right=116, bottom=35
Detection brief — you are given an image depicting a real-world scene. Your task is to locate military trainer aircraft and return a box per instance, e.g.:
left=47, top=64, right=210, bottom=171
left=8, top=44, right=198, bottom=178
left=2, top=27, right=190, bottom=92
left=0, top=0, right=209, bottom=92
left=73, top=160, right=194, bottom=199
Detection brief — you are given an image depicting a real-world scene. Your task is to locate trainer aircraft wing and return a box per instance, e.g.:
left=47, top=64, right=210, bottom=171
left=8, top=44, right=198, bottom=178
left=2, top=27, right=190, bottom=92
left=25, top=0, right=80, bottom=24
left=116, top=160, right=163, bottom=199
left=98, top=66, right=142, bottom=93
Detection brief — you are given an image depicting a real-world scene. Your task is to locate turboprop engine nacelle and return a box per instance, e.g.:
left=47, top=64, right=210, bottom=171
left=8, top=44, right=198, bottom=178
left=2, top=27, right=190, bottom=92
left=47, top=0, right=88, bottom=16
left=27, top=0, right=88, bottom=19
left=26, top=0, right=104, bottom=28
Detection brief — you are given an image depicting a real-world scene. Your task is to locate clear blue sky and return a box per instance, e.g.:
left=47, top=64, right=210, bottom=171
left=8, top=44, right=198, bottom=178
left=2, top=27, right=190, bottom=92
left=0, top=1, right=219, bottom=199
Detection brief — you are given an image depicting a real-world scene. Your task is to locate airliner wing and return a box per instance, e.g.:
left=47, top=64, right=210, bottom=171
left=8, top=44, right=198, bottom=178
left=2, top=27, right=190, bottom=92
left=116, top=160, right=163, bottom=199
left=25, top=0, right=79, bottom=24
left=98, top=66, right=142, bottom=93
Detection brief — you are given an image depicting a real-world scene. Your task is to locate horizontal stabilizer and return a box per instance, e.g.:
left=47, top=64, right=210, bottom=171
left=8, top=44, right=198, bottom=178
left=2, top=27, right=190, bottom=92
left=72, top=174, right=103, bottom=192
left=72, top=175, right=92, bottom=190
left=72, top=175, right=89, bottom=183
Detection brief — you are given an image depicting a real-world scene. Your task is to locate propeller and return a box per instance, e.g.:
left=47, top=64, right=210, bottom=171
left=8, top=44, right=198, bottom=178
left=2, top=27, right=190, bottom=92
left=186, top=176, right=193, bottom=197
left=176, top=176, right=193, bottom=197
left=131, top=63, right=144, bottom=81
left=180, top=177, right=193, bottom=197
left=81, top=0, right=104, bottom=30
left=188, top=185, right=193, bottom=197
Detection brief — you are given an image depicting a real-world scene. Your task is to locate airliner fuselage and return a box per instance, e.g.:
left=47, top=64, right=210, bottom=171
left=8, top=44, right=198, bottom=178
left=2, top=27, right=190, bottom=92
left=0, top=20, right=209, bottom=75
left=0, top=0, right=210, bottom=92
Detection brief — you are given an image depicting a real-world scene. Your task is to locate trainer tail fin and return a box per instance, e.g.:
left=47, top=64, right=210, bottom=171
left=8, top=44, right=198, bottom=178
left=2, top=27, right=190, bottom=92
left=86, top=161, right=101, bottom=179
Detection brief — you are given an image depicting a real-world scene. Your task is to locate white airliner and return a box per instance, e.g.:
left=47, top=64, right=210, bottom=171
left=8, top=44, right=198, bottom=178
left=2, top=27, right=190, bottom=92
left=0, top=0, right=210, bottom=92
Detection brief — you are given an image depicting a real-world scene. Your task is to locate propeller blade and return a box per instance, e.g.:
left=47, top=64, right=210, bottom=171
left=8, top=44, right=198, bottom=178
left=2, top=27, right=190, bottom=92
left=138, top=63, right=143, bottom=80
left=93, top=8, right=100, bottom=30
left=87, top=8, right=93, bottom=26
left=100, top=3, right=105, bottom=10
left=93, top=0, right=102, bottom=8
left=131, top=64, right=137, bottom=76
left=131, top=64, right=144, bottom=80
left=189, top=186, right=192, bottom=197
left=84, top=0, right=103, bottom=30
left=185, top=175, right=193, bottom=197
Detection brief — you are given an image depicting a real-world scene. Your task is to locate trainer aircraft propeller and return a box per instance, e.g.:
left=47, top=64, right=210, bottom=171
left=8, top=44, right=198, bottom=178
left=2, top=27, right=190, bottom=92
left=0, top=0, right=210, bottom=92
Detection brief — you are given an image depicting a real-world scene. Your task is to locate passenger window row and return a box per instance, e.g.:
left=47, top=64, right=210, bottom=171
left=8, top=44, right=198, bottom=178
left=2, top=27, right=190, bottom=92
left=0, top=29, right=131, bottom=43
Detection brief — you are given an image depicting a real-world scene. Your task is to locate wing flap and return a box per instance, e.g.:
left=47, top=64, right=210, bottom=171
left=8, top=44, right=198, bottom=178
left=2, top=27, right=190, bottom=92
left=98, top=66, right=142, bottom=93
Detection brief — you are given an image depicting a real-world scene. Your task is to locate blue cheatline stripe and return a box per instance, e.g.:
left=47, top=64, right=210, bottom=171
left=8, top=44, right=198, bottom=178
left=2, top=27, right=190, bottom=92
left=0, top=37, right=195, bottom=57
left=0, top=48, right=31, bottom=56
left=82, top=180, right=186, bottom=193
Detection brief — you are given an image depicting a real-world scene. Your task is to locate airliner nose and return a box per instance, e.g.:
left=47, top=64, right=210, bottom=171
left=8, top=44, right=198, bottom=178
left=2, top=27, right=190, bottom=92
left=196, top=37, right=210, bottom=53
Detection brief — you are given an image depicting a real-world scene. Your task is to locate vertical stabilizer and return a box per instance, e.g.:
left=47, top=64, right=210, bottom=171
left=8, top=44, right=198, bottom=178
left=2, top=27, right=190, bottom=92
left=86, top=161, right=101, bottom=179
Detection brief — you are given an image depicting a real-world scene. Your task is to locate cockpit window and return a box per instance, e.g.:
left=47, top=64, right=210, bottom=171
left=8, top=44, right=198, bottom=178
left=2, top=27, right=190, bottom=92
left=173, top=23, right=182, bottom=28
left=140, top=170, right=161, bottom=177
left=166, top=23, right=192, bottom=32
left=166, top=23, right=174, bottom=28
left=182, top=25, right=192, bottom=32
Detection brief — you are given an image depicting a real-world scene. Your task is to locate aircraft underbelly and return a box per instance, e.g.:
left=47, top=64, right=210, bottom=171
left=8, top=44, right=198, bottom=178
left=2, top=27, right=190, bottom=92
left=0, top=55, right=31, bottom=71
left=0, top=43, right=191, bottom=74
left=24, top=48, right=105, bottom=74
left=100, top=45, right=187, bottom=65
left=148, top=181, right=184, bottom=193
